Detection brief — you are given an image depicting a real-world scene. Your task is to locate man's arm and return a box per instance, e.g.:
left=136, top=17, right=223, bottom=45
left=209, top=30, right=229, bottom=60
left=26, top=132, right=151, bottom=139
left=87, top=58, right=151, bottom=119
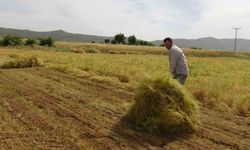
left=169, top=49, right=179, bottom=74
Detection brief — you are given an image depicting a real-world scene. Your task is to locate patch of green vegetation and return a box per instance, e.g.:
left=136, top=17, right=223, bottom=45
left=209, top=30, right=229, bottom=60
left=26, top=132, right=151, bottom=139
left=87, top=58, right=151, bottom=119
left=25, top=38, right=36, bottom=46
left=125, top=78, right=200, bottom=135
left=1, top=35, right=22, bottom=46
left=39, top=37, right=54, bottom=47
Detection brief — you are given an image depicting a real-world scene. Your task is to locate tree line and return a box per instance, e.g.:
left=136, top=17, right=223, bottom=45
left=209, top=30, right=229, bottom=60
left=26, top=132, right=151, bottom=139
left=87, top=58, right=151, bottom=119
left=0, top=34, right=156, bottom=47
left=0, top=35, right=54, bottom=47
left=103, top=33, right=155, bottom=46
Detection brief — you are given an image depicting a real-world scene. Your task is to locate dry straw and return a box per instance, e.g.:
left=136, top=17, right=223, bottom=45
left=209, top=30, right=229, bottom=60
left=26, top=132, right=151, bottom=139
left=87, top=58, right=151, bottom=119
left=0, top=56, right=41, bottom=69
left=125, top=78, right=200, bottom=135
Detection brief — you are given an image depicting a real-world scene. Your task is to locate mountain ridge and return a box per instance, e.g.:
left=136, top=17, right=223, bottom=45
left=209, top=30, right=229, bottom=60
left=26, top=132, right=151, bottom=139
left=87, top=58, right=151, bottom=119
left=0, top=27, right=249, bottom=51
left=0, top=27, right=113, bottom=43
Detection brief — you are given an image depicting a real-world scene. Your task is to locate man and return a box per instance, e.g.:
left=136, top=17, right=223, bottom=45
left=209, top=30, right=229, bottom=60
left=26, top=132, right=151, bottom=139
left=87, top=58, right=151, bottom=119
left=164, top=37, right=189, bottom=85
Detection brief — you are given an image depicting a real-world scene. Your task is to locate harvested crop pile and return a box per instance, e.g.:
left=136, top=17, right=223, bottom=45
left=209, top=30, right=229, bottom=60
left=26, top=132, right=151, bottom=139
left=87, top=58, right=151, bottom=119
left=0, top=56, right=41, bottom=69
left=125, top=78, right=200, bottom=135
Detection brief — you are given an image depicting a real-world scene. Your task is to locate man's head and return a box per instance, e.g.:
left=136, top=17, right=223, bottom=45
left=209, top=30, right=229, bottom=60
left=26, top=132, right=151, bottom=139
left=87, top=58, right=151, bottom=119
left=163, top=37, right=173, bottom=50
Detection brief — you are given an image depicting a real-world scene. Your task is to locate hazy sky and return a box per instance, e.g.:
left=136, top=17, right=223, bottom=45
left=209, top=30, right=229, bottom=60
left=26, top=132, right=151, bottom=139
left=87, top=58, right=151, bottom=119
left=0, top=0, right=250, bottom=40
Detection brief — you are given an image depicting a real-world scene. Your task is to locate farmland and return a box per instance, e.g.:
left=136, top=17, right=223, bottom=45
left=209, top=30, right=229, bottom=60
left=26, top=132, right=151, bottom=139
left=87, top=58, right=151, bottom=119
left=0, top=43, right=250, bottom=149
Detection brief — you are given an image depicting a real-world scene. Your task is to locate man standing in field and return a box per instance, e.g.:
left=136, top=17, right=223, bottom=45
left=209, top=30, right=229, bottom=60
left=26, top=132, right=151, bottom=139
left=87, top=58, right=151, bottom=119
left=164, top=37, right=189, bottom=85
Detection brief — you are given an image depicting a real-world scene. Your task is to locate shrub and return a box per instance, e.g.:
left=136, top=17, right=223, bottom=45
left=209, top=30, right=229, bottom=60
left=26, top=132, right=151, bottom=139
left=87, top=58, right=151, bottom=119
left=104, top=39, right=110, bottom=44
left=125, top=78, right=200, bottom=135
left=114, top=33, right=126, bottom=44
left=0, top=56, right=41, bottom=69
left=111, top=40, right=117, bottom=44
left=137, top=40, right=155, bottom=46
left=128, top=35, right=137, bottom=45
left=1, top=35, right=22, bottom=46
left=84, top=48, right=100, bottom=53
left=39, top=37, right=54, bottom=47
left=25, top=38, right=36, bottom=46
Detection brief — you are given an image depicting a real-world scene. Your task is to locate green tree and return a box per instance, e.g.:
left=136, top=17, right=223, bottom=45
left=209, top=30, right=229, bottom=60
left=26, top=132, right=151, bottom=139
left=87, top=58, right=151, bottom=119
left=137, top=40, right=155, bottom=46
left=104, top=39, right=110, bottom=44
left=111, top=40, right=116, bottom=44
left=1, top=35, right=22, bottom=46
left=39, top=36, right=54, bottom=47
left=137, top=40, right=144, bottom=45
left=25, top=38, right=36, bottom=46
left=128, top=35, right=137, bottom=45
left=114, top=33, right=126, bottom=44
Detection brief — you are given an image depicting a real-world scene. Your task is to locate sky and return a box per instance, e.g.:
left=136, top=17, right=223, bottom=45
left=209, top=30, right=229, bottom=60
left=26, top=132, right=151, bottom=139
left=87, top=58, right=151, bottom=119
left=0, top=0, right=250, bottom=41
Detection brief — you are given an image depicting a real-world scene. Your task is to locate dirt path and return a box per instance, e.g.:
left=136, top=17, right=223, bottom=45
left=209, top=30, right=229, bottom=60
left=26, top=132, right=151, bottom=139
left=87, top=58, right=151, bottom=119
left=0, top=68, right=249, bottom=150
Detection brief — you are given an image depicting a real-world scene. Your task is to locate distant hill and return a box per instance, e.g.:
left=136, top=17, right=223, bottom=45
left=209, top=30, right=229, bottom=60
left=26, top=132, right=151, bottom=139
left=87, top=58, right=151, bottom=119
left=0, top=27, right=250, bottom=51
left=0, top=27, right=112, bottom=43
left=152, top=37, right=250, bottom=51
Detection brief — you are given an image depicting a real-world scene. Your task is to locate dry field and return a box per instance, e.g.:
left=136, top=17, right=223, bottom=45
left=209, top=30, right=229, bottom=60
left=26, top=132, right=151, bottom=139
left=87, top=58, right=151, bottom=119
left=0, top=43, right=249, bottom=149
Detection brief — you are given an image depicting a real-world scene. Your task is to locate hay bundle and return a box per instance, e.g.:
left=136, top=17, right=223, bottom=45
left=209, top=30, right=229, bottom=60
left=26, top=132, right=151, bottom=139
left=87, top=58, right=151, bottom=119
left=125, top=78, right=200, bottom=135
left=0, top=56, right=41, bottom=69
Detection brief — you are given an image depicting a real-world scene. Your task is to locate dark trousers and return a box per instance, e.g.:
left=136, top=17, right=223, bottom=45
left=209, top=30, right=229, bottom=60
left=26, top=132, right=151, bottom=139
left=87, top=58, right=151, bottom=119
left=173, top=74, right=188, bottom=85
